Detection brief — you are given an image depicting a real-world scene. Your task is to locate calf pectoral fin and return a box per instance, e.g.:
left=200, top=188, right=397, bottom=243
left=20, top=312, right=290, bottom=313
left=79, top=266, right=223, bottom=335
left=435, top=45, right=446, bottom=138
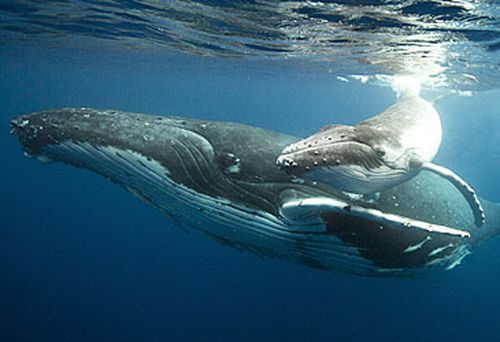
left=279, top=193, right=470, bottom=238
left=421, top=163, right=485, bottom=227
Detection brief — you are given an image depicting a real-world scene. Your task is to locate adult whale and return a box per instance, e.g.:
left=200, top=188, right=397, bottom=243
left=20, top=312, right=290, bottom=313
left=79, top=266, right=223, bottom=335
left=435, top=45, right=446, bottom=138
left=277, top=95, right=485, bottom=227
left=10, top=108, right=500, bottom=277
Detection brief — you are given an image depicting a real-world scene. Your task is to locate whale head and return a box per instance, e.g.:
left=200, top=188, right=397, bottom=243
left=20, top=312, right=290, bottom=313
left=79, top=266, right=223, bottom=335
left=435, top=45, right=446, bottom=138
left=276, top=124, right=417, bottom=194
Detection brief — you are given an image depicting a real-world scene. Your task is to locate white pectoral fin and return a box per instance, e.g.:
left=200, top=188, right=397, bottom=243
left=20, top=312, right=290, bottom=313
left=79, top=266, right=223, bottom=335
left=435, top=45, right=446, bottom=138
left=422, top=163, right=485, bottom=227
left=280, top=196, right=470, bottom=238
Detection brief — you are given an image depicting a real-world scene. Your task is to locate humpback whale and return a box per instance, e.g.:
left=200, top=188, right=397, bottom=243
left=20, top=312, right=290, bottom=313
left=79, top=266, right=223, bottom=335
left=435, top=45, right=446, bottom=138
left=10, top=108, right=500, bottom=277
left=277, top=95, right=485, bottom=227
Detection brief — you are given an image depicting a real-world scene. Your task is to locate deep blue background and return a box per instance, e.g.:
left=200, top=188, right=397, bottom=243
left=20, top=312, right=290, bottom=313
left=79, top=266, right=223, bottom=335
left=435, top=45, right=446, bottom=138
left=1, top=45, right=499, bottom=341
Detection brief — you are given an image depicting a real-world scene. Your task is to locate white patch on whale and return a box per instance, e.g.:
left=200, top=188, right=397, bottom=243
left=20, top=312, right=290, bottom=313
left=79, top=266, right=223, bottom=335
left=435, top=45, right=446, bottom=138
left=404, top=236, right=432, bottom=253
left=424, top=245, right=471, bottom=271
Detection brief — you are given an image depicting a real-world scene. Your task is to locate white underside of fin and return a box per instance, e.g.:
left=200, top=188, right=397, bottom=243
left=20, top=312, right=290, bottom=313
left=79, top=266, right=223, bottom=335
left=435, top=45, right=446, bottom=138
left=280, top=197, right=470, bottom=238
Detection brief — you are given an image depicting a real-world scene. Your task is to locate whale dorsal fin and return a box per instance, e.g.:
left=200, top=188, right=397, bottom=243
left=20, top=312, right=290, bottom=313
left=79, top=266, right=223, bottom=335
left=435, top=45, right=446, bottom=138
left=421, top=163, right=485, bottom=227
left=279, top=190, right=470, bottom=238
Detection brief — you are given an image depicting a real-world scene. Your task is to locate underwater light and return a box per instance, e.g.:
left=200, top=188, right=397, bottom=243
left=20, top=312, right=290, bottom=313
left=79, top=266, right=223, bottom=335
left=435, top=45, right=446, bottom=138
left=391, top=75, right=423, bottom=98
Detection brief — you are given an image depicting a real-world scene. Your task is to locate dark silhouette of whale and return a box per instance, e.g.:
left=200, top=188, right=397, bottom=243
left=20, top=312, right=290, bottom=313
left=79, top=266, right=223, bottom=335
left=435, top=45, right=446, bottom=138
left=10, top=108, right=500, bottom=276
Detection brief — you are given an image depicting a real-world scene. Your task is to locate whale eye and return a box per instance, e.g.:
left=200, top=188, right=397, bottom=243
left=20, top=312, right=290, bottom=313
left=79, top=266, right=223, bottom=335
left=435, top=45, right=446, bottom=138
left=408, top=158, right=422, bottom=169
left=375, top=148, right=385, bottom=157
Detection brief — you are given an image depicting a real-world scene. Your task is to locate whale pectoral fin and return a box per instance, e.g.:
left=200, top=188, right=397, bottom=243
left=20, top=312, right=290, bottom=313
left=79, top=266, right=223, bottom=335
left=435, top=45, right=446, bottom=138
left=421, top=163, right=485, bottom=227
left=279, top=191, right=470, bottom=238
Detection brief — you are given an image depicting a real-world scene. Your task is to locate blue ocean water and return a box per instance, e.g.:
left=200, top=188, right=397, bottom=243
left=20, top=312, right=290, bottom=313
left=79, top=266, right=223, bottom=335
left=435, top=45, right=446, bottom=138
left=1, top=1, right=500, bottom=341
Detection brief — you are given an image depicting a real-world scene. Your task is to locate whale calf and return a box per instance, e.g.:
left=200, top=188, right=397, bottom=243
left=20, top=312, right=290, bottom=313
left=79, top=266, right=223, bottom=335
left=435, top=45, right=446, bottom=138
left=10, top=108, right=500, bottom=276
left=277, top=95, right=485, bottom=227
